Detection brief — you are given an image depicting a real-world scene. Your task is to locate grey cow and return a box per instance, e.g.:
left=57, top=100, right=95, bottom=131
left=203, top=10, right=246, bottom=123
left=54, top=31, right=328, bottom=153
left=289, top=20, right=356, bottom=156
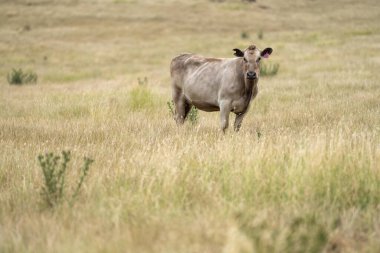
left=170, top=44, right=273, bottom=132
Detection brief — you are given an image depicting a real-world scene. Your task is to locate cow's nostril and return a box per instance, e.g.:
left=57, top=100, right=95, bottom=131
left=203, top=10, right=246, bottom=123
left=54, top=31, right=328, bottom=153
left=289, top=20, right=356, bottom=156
left=247, top=72, right=256, bottom=79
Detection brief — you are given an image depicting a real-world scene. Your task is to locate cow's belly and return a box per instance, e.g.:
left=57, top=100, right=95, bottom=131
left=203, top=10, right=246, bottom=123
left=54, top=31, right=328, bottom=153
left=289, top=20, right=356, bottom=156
left=191, top=100, right=220, bottom=112
left=183, top=78, right=220, bottom=112
left=185, top=92, right=220, bottom=112
left=190, top=97, right=249, bottom=113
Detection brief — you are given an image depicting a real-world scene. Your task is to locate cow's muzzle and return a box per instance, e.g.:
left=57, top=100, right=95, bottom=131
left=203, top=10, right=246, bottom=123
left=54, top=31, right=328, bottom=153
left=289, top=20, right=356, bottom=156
left=246, top=71, right=257, bottom=80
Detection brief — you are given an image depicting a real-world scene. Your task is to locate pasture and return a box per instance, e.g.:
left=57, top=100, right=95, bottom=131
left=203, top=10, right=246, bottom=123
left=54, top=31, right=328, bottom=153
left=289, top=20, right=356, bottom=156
left=1, top=0, right=380, bottom=252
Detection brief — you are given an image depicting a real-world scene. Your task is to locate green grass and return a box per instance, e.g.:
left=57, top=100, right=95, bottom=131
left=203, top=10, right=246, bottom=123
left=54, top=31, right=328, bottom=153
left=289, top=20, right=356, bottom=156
left=128, top=85, right=157, bottom=111
left=260, top=62, right=280, bottom=77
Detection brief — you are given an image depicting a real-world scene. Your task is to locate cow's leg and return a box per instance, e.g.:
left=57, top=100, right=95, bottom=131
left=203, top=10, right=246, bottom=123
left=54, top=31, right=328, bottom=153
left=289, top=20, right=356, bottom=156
left=234, top=113, right=246, bottom=132
left=172, top=86, right=187, bottom=125
left=184, top=102, right=192, bottom=120
left=219, top=100, right=232, bottom=133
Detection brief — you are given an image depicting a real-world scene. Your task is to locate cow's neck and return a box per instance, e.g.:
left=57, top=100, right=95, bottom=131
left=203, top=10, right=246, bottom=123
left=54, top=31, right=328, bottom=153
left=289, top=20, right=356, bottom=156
left=244, top=78, right=258, bottom=100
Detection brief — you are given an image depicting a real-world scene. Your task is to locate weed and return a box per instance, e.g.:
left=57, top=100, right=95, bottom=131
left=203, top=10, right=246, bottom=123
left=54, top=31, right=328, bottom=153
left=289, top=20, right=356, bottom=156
left=128, top=86, right=155, bottom=110
left=38, top=151, right=94, bottom=208
left=167, top=100, right=198, bottom=125
left=22, top=25, right=31, bottom=31
left=38, top=151, right=70, bottom=207
left=235, top=211, right=328, bottom=253
left=188, top=106, right=199, bottom=125
left=256, top=129, right=262, bottom=139
left=7, top=68, right=37, bottom=85
left=137, top=76, right=148, bottom=86
left=71, top=157, right=94, bottom=202
left=258, top=29, right=263, bottom=40
left=285, top=215, right=328, bottom=253
left=241, top=31, right=249, bottom=39
left=167, top=100, right=175, bottom=117
left=260, top=63, right=279, bottom=77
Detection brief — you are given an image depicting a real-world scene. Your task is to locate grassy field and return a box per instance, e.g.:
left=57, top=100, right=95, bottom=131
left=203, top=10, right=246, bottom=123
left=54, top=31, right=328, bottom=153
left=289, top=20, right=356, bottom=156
left=1, top=0, right=380, bottom=252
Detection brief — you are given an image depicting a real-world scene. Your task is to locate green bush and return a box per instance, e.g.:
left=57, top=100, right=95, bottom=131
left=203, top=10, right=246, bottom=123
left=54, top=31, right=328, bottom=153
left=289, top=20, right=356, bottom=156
left=38, top=151, right=94, bottom=208
left=7, top=68, right=37, bottom=85
left=167, top=100, right=198, bottom=125
left=188, top=106, right=199, bottom=125
left=236, top=211, right=328, bottom=253
left=137, top=76, right=148, bottom=86
left=260, top=63, right=280, bottom=77
left=241, top=31, right=249, bottom=39
left=257, top=29, right=264, bottom=40
left=128, top=86, right=155, bottom=110
left=167, top=100, right=175, bottom=117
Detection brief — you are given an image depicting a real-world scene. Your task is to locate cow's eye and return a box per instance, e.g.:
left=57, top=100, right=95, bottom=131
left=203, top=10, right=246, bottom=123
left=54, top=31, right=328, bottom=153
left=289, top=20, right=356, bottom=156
left=257, top=57, right=261, bottom=63
left=243, top=57, right=248, bottom=62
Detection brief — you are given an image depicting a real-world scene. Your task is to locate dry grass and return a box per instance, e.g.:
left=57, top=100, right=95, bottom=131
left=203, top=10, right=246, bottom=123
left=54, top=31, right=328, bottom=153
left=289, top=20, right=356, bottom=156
left=1, top=0, right=380, bottom=252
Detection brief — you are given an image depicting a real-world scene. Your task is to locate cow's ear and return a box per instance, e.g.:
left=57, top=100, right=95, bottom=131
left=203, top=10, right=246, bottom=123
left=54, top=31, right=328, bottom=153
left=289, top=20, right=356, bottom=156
left=233, top=48, right=244, bottom=57
left=261, top=48, right=273, bottom=58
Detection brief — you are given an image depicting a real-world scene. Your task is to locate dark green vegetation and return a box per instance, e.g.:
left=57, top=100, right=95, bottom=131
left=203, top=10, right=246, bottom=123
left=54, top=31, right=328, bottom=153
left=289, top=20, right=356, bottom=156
left=38, top=151, right=94, bottom=208
left=7, top=68, right=37, bottom=85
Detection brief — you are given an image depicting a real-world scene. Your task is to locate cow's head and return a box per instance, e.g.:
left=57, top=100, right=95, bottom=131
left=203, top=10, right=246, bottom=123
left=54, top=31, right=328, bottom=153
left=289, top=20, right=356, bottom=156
left=233, top=45, right=273, bottom=81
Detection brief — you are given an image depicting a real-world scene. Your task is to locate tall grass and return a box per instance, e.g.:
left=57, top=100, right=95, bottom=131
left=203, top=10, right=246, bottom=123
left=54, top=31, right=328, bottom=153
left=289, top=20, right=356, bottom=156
left=0, top=0, right=379, bottom=252
left=128, top=85, right=156, bottom=110
left=260, top=63, right=279, bottom=77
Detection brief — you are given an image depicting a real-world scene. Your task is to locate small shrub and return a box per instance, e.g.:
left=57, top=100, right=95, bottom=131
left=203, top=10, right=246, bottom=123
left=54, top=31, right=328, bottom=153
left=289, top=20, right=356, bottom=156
left=38, top=151, right=94, bottom=208
left=71, top=156, right=93, bottom=201
left=256, top=129, right=262, bottom=139
left=235, top=211, right=328, bottom=253
left=128, top=86, right=155, bottom=110
left=23, top=25, right=31, bottom=31
left=188, top=106, right=199, bottom=125
left=167, top=100, right=198, bottom=125
left=241, top=31, right=249, bottom=39
left=257, top=29, right=264, bottom=40
left=260, top=63, right=280, bottom=77
left=167, top=100, right=175, bottom=117
left=7, top=68, right=37, bottom=85
left=137, top=76, right=148, bottom=86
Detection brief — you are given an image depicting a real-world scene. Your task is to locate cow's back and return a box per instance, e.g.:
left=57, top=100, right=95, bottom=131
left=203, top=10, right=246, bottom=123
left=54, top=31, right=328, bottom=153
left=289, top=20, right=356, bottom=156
left=171, top=54, right=235, bottom=111
left=171, top=54, right=225, bottom=86
left=170, top=54, right=192, bottom=77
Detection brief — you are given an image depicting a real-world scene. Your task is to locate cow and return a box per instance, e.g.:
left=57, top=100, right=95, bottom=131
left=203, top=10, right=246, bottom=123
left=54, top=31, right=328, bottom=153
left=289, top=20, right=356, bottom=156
left=170, top=44, right=273, bottom=132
